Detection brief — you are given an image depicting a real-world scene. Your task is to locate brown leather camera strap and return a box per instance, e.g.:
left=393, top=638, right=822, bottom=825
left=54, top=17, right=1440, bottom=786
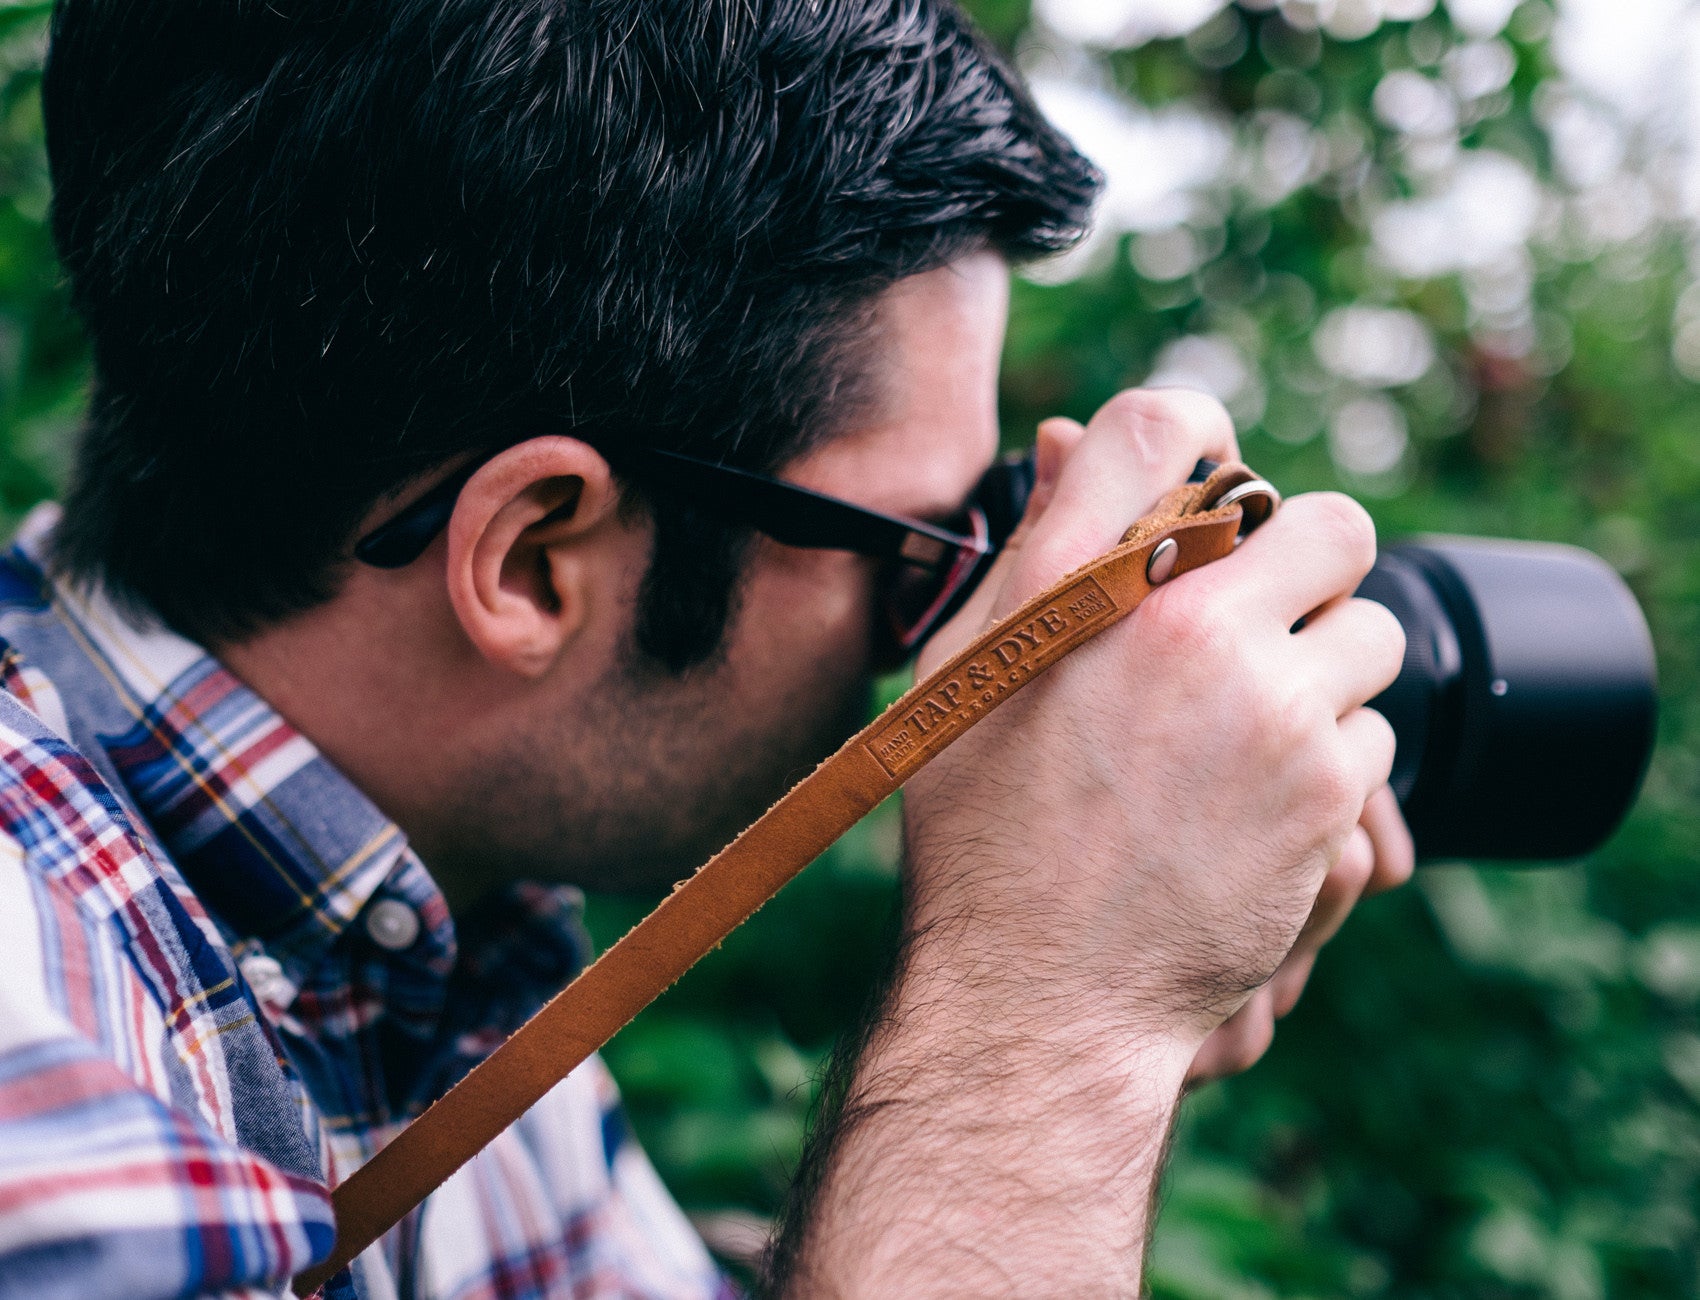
left=294, top=462, right=1269, bottom=1296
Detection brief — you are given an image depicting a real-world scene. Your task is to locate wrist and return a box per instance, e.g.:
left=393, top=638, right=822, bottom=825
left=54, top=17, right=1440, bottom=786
left=889, top=905, right=1207, bottom=1085
left=781, top=929, right=1196, bottom=1296
left=897, top=842, right=1239, bottom=1049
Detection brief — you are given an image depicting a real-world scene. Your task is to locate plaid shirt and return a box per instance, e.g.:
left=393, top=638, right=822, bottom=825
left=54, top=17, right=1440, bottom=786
left=0, top=507, right=731, bottom=1299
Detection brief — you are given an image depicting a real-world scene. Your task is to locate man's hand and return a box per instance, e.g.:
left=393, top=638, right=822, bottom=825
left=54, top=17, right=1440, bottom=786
left=1188, top=784, right=1413, bottom=1083
left=771, top=390, right=1405, bottom=1296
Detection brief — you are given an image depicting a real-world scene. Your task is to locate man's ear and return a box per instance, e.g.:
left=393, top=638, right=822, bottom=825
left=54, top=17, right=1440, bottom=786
left=443, top=437, right=623, bottom=677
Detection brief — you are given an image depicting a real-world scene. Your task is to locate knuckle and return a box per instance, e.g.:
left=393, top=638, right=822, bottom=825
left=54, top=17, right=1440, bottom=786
left=1096, top=386, right=1174, bottom=432
left=1017, top=533, right=1100, bottom=589
left=1305, top=492, right=1378, bottom=572
left=1094, top=388, right=1230, bottom=467
left=1094, top=391, right=1173, bottom=471
left=1306, top=746, right=1363, bottom=828
left=1334, top=830, right=1376, bottom=895
left=1358, top=596, right=1407, bottom=669
left=1139, top=582, right=1237, bottom=666
left=1258, top=676, right=1324, bottom=757
left=1359, top=706, right=1398, bottom=775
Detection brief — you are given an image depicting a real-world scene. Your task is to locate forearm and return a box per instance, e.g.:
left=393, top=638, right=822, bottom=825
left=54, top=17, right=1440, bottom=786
left=767, top=913, right=1196, bottom=1297
left=764, top=401, right=1403, bottom=1294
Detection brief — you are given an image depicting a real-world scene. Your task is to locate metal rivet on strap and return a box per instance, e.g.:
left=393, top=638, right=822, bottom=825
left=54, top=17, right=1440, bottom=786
left=365, top=898, right=421, bottom=952
left=1146, top=537, right=1180, bottom=584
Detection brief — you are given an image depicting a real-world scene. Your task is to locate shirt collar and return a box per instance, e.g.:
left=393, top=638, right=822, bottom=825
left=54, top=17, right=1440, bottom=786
left=1, top=505, right=446, bottom=981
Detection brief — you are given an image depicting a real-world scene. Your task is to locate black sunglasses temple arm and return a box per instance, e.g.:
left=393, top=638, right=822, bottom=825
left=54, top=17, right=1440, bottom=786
left=354, top=460, right=486, bottom=568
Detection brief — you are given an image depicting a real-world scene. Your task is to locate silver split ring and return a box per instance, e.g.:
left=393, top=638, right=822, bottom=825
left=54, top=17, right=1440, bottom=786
left=1210, top=478, right=1281, bottom=538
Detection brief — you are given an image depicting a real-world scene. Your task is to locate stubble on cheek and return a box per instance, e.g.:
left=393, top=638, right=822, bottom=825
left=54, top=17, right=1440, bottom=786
left=603, top=606, right=878, bottom=885
left=457, top=562, right=882, bottom=894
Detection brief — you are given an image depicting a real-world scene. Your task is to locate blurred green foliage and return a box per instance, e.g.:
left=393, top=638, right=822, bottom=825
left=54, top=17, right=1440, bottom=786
left=0, top=0, right=1696, bottom=1293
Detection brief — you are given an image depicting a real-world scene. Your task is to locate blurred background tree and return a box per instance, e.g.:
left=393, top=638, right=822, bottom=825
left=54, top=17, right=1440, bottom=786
left=0, top=0, right=1697, bottom=1293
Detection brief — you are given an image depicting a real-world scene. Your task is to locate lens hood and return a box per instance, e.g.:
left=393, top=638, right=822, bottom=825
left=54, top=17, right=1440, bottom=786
left=1357, top=538, right=1658, bottom=861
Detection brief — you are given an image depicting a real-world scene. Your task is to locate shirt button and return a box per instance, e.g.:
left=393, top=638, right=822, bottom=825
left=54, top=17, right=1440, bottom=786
left=364, top=898, right=421, bottom=952
left=239, top=953, right=292, bottom=1007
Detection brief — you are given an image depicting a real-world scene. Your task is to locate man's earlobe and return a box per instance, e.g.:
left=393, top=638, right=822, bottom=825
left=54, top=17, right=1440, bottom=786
left=443, top=438, right=623, bottom=677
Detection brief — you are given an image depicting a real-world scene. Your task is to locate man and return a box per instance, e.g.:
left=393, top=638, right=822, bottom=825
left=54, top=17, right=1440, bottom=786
left=0, top=0, right=1409, bottom=1295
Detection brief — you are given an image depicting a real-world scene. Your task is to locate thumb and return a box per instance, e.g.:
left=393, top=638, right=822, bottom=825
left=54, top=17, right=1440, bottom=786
left=997, top=417, right=1086, bottom=560
left=1029, top=417, right=1087, bottom=522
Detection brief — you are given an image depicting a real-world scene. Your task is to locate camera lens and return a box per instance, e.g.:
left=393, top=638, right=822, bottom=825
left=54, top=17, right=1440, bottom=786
left=1356, top=539, right=1658, bottom=861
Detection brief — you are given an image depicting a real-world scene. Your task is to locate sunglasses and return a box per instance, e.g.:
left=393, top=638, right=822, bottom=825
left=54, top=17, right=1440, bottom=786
left=354, top=444, right=1040, bottom=664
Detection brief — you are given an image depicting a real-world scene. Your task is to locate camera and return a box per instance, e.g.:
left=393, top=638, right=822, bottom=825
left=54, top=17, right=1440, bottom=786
left=962, top=453, right=1659, bottom=862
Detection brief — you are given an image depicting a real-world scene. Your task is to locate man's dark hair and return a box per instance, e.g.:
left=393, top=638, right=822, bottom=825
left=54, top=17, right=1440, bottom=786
left=42, top=0, right=1099, bottom=670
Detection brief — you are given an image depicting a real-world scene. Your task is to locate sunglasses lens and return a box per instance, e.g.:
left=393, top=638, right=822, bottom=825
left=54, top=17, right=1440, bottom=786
left=880, top=507, right=993, bottom=657
left=875, top=450, right=1038, bottom=665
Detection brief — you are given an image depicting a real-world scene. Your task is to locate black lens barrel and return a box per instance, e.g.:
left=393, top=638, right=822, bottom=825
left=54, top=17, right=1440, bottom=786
left=1357, top=539, right=1658, bottom=861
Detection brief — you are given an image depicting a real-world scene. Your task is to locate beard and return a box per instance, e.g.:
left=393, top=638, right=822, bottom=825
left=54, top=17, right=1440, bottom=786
left=435, top=606, right=879, bottom=896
